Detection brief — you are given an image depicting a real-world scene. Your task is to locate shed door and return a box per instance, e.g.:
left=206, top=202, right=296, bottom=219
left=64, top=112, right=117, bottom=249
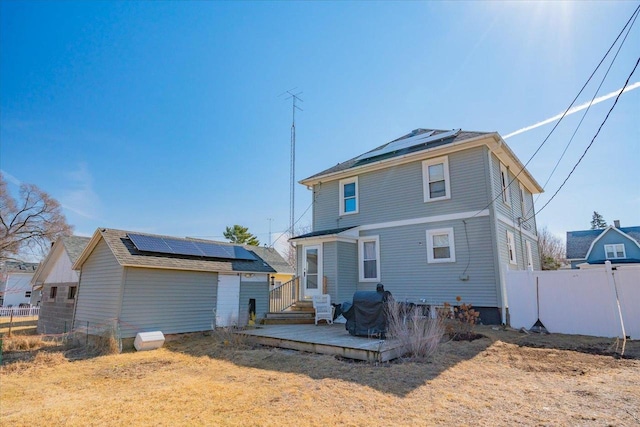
left=216, top=274, right=241, bottom=327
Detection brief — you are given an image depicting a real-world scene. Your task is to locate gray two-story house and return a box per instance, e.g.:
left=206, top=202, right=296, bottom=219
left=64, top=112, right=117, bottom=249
left=291, top=128, right=543, bottom=324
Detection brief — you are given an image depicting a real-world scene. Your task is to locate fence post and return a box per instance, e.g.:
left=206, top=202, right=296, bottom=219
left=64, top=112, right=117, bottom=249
left=86, top=321, right=89, bottom=347
left=8, top=310, right=13, bottom=337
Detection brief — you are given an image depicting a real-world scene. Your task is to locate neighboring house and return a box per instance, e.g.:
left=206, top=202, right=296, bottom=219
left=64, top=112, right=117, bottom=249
left=0, top=261, right=39, bottom=307
left=31, top=236, right=90, bottom=334
left=290, top=128, right=543, bottom=324
left=566, top=221, right=640, bottom=269
left=71, top=228, right=288, bottom=338
left=261, top=248, right=294, bottom=289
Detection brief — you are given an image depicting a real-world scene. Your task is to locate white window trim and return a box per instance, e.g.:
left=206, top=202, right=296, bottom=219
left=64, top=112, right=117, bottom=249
left=358, top=235, right=380, bottom=282
left=519, top=182, right=527, bottom=217
left=422, top=156, right=451, bottom=203
left=506, top=230, right=517, bottom=265
left=339, top=176, right=359, bottom=216
left=525, top=240, right=533, bottom=269
left=426, top=228, right=456, bottom=263
left=604, top=243, right=626, bottom=259
left=500, top=163, right=511, bottom=206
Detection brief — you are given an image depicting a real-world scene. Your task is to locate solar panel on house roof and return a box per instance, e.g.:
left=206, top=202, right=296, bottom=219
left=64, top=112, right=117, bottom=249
left=354, top=129, right=460, bottom=162
left=127, top=233, right=256, bottom=261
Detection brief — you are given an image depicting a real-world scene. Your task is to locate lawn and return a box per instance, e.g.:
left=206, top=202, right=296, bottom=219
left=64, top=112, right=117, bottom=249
left=1, top=323, right=639, bottom=426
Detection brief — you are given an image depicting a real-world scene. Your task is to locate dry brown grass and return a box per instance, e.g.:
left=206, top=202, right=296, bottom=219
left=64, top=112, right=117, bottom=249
left=1, top=326, right=639, bottom=426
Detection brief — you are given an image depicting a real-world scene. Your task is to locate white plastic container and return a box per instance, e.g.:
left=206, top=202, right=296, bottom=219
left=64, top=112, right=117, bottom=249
left=134, top=331, right=165, bottom=351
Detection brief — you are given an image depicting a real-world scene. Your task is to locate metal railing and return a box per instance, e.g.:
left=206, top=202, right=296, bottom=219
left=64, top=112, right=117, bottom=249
left=0, top=306, right=40, bottom=317
left=269, top=277, right=299, bottom=313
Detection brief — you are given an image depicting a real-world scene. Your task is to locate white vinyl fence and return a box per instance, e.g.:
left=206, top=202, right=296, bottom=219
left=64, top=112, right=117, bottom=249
left=506, top=262, right=639, bottom=339
left=0, top=306, right=40, bottom=317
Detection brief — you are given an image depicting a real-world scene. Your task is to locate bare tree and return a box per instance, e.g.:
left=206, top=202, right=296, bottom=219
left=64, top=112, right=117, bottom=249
left=538, top=226, right=565, bottom=270
left=282, top=223, right=311, bottom=272
left=0, top=173, right=73, bottom=261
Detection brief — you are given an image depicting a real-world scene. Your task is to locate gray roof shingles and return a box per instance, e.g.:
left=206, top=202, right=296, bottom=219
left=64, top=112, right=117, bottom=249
left=566, top=226, right=640, bottom=259
left=62, top=236, right=91, bottom=264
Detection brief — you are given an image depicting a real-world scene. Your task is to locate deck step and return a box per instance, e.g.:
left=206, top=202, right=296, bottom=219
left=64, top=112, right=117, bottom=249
left=263, top=311, right=315, bottom=325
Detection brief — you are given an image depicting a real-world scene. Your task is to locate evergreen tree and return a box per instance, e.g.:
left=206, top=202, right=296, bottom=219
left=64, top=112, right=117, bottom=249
left=590, top=211, right=607, bottom=229
left=223, top=225, right=260, bottom=246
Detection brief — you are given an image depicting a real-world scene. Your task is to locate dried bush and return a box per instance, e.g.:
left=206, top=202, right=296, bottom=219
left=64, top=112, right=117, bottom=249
left=385, top=298, right=444, bottom=361
left=442, top=296, right=481, bottom=340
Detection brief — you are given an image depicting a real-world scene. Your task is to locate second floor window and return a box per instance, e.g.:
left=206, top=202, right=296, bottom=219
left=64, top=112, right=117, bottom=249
left=500, top=163, right=511, bottom=206
left=604, top=244, right=625, bottom=259
left=422, top=156, right=451, bottom=202
left=339, top=177, right=358, bottom=215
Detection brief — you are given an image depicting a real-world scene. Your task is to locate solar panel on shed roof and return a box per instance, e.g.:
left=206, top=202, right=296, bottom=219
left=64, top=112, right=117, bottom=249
left=127, top=233, right=256, bottom=261
left=164, top=239, right=205, bottom=257
left=195, top=241, right=233, bottom=259
left=128, top=233, right=172, bottom=254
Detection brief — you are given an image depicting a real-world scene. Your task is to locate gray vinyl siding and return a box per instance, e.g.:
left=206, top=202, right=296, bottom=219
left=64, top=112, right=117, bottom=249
left=323, top=241, right=338, bottom=297
left=313, top=147, right=492, bottom=231
left=119, top=267, right=217, bottom=338
left=239, top=277, right=269, bottom=324
left=336, top=241, right=358, bottom=303
left=359, top=216, right=498, bottom=307
left=74, top=239, right=123, bottom=331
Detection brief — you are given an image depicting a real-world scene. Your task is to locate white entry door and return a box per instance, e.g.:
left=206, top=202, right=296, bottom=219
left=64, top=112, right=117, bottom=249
left=216, top=274, right=241, bottom=327
left=303, top=245, right=322, bottom=299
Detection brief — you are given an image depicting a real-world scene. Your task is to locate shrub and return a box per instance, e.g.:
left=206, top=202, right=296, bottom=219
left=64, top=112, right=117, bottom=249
left=385, top=298, right=444, bottom=361
left=442, top=296, right=480, bottom=340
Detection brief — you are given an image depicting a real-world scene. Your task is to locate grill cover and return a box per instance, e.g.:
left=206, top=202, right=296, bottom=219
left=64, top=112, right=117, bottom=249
left=341, top=290, right=391, bottom=338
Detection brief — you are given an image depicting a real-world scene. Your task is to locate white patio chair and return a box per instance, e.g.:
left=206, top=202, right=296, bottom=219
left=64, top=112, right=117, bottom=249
left=312, top=294, right=334, bottom=325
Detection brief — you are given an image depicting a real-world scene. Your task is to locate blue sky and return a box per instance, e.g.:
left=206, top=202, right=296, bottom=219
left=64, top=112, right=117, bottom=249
left=1, top=1, right=638, bottom=255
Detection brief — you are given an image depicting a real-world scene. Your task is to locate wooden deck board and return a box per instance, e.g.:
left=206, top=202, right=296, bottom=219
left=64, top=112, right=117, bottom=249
left=237, top=324, right=406, bottom=362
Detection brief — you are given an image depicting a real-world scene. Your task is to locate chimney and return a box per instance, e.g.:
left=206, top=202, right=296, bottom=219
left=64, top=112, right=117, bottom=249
left=614, top=220, right=620, bottom=228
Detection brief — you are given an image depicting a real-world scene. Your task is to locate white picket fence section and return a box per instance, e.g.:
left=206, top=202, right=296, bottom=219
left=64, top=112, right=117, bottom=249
left=0, top=306, right=40, bottom=318
left=506, top=262, right=639, bottom=339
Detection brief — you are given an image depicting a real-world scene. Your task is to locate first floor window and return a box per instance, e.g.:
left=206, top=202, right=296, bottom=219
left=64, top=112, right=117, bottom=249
left=359, top=236, right=380, bottom=281
left=68, top=286, right=77, bottom=300
left=525, top=240, right=533, bottom=268
left=604, top=244, right=626, bottom=259
left=426, top=228, right=456, bottom=263
left=50, top=286, right=58, bottom=300
left=506, top=231, right=517, bottom=265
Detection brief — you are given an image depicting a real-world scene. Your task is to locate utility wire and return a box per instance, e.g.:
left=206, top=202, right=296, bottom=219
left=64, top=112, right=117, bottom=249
left=525, top=55, right=640, bottom=222
left=531, top=8, right=639, bottom=211
left=470, top=4, right=640, bottom=219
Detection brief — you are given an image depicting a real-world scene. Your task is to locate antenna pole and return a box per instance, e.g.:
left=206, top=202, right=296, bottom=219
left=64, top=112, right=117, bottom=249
left=281, top=89, right=303, bottom=239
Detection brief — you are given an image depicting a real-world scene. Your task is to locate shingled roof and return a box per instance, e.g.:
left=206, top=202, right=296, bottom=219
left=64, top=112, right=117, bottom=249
left=566, top=226, right=640, bottom=259
left=302, top=128, right=491, bottom=182
left=74, top=228, right=280, bottom=274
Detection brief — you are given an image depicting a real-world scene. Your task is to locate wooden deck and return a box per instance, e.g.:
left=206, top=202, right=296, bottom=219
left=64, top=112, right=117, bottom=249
left=237, top=323, right=406, bottom=362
